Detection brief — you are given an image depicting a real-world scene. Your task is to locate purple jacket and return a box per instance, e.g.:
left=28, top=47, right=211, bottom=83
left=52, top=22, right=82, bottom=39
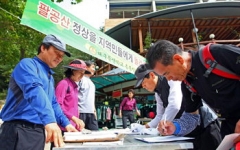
left=55, top=78, right=79, bottom=131
left=120, top=97, right=138, bottom=111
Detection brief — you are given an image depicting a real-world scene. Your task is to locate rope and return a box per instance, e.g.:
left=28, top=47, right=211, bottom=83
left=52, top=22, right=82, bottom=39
left=0, top=6, right=21, bottom=20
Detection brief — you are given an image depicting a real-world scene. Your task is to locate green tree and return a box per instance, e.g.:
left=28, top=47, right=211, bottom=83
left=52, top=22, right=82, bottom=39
left=157, top=6, right=168, bottom=10
left=0, top=0, right=44, bottom=98
left=144, top=32, right=152, bottom=49
left=51, top=0, right=82, bottom=4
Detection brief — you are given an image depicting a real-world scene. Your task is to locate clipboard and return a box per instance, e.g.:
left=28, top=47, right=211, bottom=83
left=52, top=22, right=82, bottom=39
left=135, top=135, right=194, bottom=143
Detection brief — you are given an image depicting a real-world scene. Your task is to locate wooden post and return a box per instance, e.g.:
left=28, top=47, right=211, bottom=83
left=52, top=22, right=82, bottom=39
left=180, top=42, right=184, bottom=50
left=138, top=24, right=144, bottom=53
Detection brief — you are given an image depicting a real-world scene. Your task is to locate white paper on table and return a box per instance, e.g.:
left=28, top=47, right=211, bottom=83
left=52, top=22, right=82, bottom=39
left=64, top=130, right=126, bottom=142
left=135, top=135, right=194, bottom=143
left=217, top=133, right=240, bottom=150
left=64, top=128, right=131, bottom=136
left=82, top=140, right=124, bottom=146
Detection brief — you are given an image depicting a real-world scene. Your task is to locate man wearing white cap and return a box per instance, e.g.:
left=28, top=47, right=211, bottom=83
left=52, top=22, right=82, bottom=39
left=0, top=34, right=77, bottom=150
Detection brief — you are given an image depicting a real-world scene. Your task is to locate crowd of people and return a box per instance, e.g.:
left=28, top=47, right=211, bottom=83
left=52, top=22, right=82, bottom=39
left=0, top=34, right=240, bottom=150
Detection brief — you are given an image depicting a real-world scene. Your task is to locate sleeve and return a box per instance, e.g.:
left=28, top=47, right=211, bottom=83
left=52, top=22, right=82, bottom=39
left=163, top=80, right=182, bottom=121
left=52, top=94, right=70, bottom=128
left=134, top=99, right=138, bottom=111
left=119, top=97, right=127, bottom=110
left=147, top=93, right=165, bottom=128
left=173, top=112, right=200, bottom=136
left=13, top=59, right=56, bottom=125
left=55, top=80, right=73, bottom=120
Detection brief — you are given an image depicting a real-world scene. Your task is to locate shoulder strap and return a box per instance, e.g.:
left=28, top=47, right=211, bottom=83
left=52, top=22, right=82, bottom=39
left=183, top=79, right=197, bottom=94
left=199, top=43, right=240, bottom=80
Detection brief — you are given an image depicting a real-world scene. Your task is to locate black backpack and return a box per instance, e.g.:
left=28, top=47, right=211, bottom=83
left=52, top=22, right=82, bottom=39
left=184, top=43, right=240, bottom=93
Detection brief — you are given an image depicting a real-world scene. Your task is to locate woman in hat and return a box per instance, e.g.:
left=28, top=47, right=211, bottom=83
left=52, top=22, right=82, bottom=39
left=55, top=59, right=90, bottom=132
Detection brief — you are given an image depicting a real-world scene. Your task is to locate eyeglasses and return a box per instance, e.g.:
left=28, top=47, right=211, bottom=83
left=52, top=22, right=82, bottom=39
left=54, top=49, right=65, bottom=59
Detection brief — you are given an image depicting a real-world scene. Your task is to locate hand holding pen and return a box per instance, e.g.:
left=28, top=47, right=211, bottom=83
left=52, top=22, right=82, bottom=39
left=157, top=115, right=176, bottom=136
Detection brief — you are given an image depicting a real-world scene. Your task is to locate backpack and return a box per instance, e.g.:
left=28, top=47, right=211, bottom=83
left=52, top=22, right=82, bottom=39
left=199, top=43, right=240, bottom=80
left=184, top=43, right=240, bottom=94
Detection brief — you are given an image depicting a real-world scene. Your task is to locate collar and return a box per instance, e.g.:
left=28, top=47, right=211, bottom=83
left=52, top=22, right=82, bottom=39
left=66, top=78, right=78, bottom=89
left=154, top=75, right=161, bottom=93
left=33, top=56, right=55, bottom=75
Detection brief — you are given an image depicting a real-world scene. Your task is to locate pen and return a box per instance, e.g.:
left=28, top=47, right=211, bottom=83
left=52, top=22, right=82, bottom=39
left=162, top=114, right=167, bottom=134
left=164, top=114, right=167, bottom=126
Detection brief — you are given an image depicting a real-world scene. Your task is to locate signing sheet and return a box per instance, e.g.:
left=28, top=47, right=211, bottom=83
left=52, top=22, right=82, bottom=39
left=135, top=135, right=194, bottom=143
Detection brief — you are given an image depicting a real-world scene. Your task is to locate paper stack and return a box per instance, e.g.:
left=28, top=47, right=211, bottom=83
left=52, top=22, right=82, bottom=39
left=64, top=130, right=125, bottom=143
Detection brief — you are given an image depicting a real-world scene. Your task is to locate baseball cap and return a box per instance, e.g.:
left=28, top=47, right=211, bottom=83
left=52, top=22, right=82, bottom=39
left=85, top=60, right=96, bottom=67
left=134, top=64, right=153, bottom=88
left=42, top=34, right=71, bottom=57
left=63, top=59, right=91, bottom=74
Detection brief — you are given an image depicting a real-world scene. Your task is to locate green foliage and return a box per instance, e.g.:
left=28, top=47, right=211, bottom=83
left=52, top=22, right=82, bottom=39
left=157, top=6, right=168, bottom=10
left=51, top=0, right=82, bottom=4
left=99, top=26, right=105, bottom=32
left=0, top=0, right=44, bottom=94
left=144, top=32, right=152, bottom=49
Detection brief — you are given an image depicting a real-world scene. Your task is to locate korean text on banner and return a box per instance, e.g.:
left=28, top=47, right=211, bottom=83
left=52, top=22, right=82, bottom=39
left=20, top=0, right=146, bottom=73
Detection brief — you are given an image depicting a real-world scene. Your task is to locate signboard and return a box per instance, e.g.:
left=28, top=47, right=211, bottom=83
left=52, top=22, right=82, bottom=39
left=112, top=89, right=122, bottom=98
left=20, top=0, right=146, bottom=74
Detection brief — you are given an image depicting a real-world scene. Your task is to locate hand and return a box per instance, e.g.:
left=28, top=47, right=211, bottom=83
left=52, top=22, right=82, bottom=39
left=65, top=124, right=78, bottom=132
left=157, top=120, right=176, bottom=136
left=234, top=120, right=240, bottom=143
left=94, top=112, right=97, bottom=120
left=45, top=123, right=64, bottom=148
left=140, top=128, right=160, bottom=135
left=72, top=116, right=85, bottom=131
left=131, top=123, right=145, bottom=132
left=136, top=110, right=141, bottom=116
left=119, top=113, right=122, bottom=118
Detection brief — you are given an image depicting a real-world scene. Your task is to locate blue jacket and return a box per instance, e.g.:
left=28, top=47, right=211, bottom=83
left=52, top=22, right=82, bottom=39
left=0, top=56, right=70, bottom=127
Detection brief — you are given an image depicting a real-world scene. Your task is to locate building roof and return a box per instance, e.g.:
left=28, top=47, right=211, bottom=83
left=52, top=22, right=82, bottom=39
left=106, top=1, right=240, bottom=52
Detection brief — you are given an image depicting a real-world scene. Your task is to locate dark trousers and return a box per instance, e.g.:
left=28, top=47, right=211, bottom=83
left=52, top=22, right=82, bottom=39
left=0, top=120, right=45, bottom=150
left=220, top=118, right=239, bottom=138
left=79, top=113, right=99, bottom=130
left=186, top=120, right=222, bottom=150
left=122, top=110, right=134, bottom=128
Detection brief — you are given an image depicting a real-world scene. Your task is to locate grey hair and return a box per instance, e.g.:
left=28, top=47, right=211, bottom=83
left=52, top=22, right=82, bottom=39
left=146, top=40, right=182, bottom=68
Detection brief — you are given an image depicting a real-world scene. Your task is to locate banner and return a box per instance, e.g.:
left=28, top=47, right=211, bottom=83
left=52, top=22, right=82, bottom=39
left=20, top=0, right=146, bottom=74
